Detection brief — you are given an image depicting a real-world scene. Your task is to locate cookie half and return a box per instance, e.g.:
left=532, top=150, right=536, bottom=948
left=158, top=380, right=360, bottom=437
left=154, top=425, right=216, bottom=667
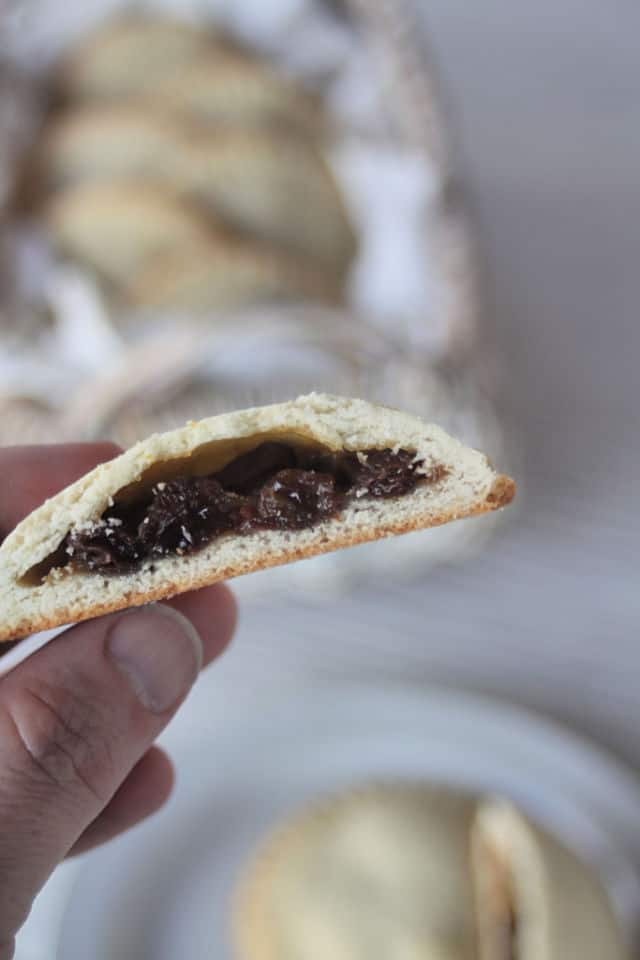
left=0, top=394, right=514, bottom=641
left=471, top=800, right=630, bottom=960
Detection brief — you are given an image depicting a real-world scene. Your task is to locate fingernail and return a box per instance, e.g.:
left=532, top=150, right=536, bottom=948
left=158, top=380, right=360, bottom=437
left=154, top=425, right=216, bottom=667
left=107, top=605, right=203, bottom=714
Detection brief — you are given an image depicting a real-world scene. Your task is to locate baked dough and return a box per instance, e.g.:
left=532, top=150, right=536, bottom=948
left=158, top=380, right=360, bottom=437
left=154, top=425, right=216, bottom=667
left=471, top=800, right=630, bottom=959
left=146, top=53, right=321, bottom=138
left=0, top=394, right=513, bottom=641
left=126, top=239, right=343, bottom=311
left=39, top=110, right=351, bottom=274
left=55, top=15, right=216, bottom=99
left=45, top=180, right=215, bottom=287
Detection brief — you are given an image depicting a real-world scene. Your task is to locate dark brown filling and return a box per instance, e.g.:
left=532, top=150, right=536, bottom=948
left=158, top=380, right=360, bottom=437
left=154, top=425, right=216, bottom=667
left=59, top=443, right=445, bottom=575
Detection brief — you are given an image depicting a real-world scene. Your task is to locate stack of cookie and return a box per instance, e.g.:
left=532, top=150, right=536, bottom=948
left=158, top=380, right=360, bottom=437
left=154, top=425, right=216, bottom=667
left=28, top=15, right=356, bottom=314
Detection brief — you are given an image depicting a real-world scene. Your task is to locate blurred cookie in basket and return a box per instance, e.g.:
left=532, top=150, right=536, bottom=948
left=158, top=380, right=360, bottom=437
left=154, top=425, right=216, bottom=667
left=44, top=179, right=215, bottom=289
left=143, top=52, right=322, bottom=140
left=35, top=104, right=186, bottom=193
left=234, top=783, right=478, bottom=960
left=16, top=12, right=357, bottom=318
left=55, top=14, right=321, bottom=139
left=128, top=239, right=342, bottom=314
left=182, top=130, right=355, bottom=275
left=54, top=14, right=217, bottom=101
left=45, top=178, right=340, bottom=311
left=37, top=106, right=355, bottom=276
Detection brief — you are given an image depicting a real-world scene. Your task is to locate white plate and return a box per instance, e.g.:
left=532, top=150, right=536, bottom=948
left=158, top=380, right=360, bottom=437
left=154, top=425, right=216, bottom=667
left=58, top=686, right=640, bottom=958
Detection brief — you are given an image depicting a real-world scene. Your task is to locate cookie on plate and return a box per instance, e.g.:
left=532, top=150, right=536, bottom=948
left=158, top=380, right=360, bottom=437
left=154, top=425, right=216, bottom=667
left=233, top=783, right=479, bottom=960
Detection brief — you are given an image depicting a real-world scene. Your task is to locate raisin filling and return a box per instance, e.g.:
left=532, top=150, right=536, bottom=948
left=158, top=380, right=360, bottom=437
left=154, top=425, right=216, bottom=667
left=60, top=443, right=446, bottom=575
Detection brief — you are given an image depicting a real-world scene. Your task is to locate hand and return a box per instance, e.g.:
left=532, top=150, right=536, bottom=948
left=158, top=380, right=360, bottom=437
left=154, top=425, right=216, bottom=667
left=0, top=444, right=237, bottom=959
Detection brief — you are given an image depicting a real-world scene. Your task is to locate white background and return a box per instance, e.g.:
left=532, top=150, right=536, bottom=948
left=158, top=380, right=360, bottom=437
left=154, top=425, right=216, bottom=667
left=406, top=0, right=640, bottom=764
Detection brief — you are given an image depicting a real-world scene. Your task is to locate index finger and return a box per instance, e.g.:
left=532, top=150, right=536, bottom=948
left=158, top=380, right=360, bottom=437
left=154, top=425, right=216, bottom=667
left=0, top=443, right=121, bottom=538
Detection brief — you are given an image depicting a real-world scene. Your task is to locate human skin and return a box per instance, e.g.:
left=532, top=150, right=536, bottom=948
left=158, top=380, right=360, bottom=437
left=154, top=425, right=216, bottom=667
left=0, top=444, right=237, bottom=959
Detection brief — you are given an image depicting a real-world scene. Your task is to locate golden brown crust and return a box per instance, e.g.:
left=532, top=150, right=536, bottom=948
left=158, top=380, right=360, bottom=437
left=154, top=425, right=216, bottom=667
left=0, top=477, right=513, bottom=643
left=486, top=474, right=516, bottom=508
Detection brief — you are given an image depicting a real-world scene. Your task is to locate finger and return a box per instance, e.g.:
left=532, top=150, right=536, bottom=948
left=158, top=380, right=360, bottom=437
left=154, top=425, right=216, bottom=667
left=68, top=746, right=174, bottom=856
left=0, top=443, right=121, bottom=536
left=168, top=584, right=237, bottom=667
left=0, top=603, right=203, bottom=947
left=65, top=586, right=238, bottom=857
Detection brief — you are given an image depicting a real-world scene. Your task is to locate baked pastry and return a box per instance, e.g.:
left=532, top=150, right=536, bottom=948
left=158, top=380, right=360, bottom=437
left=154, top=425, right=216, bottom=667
left=127, top=239, right=343, bottom=312
left=472, top=800, right=630, bottom=959
left=146, top=53, right=321, bottom=139
left=38, top=108, right=354, bottom=273
left=55, top=15, right=215, bottom=100
left=56, top=15, right=320, bottom=135
left=233, top=784, right=479, bottom=960
left=44, top=180, right=215, bottom=287
left=37, top=104, right=186, bottom=191
left=0, top=394, right=514, bottom=641
left=181, top=131, right=355, bottom=274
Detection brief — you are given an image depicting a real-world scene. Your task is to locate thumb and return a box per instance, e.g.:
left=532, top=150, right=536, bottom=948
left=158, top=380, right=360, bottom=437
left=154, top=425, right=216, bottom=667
left=0, top=604, right=202, bottom=954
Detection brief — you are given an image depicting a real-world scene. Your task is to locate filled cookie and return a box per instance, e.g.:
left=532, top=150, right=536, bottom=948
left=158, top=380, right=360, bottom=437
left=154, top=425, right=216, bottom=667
left=233, top=784, right=480, bottom=960
left=0, top=393, right=514, bottom=641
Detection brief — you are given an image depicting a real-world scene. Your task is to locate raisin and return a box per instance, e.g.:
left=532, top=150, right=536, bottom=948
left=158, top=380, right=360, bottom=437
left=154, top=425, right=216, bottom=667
left=66, top=525, right=141, bottom=573
left=342, top=449, right=423, bottom=497
left=256, top=469, right=342, bottom=529
left=62, top=445, right=442, bottom=575
left=139, top=477, right=246, bottom=556
left=215, top=442, right=296, bottom=493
